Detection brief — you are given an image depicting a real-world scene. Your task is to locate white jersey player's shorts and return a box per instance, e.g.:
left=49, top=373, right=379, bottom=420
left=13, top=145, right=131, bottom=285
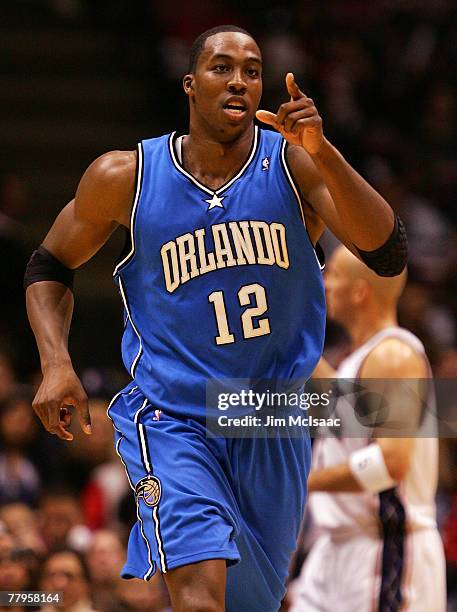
left=289, top=527, right=446, bottom=612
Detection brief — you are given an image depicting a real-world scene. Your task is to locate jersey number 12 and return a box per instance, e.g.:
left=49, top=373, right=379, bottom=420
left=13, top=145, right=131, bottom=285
left=208, top=283, right=271, bottom=345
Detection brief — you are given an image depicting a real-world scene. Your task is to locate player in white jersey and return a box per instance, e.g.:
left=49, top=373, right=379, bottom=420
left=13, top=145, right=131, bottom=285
left=289, top=245, right=446, bottom=612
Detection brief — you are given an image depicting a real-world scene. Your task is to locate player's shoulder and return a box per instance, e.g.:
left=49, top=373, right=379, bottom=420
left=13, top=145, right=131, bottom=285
left=141, top=131, right=174, bottom=146
left=76, top=150, right=137, bottom=227
left=85, top=150, right=137, bottom=185
left=361, top=337, right=428, bottom=379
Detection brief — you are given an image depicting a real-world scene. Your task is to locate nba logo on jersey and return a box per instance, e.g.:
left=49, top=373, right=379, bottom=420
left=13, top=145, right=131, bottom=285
left=261, top=156, right=270, bottom=171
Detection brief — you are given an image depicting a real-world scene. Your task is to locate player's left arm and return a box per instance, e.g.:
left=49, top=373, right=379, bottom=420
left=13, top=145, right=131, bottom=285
left=308, top=340, right=428, bottom=493
left=256, top=74, right=407, bottom=276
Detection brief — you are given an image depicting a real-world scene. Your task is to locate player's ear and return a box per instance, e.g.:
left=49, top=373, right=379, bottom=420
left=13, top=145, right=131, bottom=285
left=183, top=74, right=194, bottom=96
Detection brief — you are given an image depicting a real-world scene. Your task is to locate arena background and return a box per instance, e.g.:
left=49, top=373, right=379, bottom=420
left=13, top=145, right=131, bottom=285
left=1, top=1, right=456, bottom=610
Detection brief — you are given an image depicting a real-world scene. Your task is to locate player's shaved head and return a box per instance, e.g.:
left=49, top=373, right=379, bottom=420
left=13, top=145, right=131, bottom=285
left=188, top=25, right=255, bottom=72
left=332, top=245, right=407, bottom=306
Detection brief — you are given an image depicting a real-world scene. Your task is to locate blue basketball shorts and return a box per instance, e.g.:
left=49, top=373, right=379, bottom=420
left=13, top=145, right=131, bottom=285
left=107, top=382, right=311, bottom=612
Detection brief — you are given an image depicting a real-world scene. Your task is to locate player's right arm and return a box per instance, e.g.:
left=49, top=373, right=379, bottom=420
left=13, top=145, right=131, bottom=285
left=26, top=150, right=136, bottom=441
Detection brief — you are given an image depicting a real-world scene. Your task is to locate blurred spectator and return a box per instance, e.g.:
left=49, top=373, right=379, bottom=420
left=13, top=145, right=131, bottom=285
left=0, top=503, right=45, bottom=557
left=86, top=529, right=125, bottom=611
left=0, top=350, right=16, bottom=404
left=435, top=349, right=457, bottom=379
left=0, top=528, right=35, bottom=612
left=82, top=459, right=130, bottom=531
left=0, top=532, right=27, bottom=588
left=0, top=392, right=41, bottom=506
left=398, top=282, right=455, bottom=364
left=0, top=528, right=15, bottom=561
left=0, top=550, right=30, bottom=594
left=419, top=84, right=457, bottom=219
left=39, top=549, right=96, bottom=611
left=67, top=398, right=130, bottom=529
left=38, top=490, right=90, bottom=553
left=367, top=161, right=453, bottom=284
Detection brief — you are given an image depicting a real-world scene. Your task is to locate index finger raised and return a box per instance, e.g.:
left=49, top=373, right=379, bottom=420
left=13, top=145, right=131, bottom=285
left=286, top=72, right=304, bottom=101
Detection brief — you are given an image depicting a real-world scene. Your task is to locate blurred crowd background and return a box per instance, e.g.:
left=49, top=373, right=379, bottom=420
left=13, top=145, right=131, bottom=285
left=1, top=0, right=457, bottom=610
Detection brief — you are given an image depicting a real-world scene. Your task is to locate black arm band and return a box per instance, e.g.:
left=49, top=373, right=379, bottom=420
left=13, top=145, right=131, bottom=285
left=24, top=246, right=75, bottom=291
left=356, top=215, right=408, bottom=277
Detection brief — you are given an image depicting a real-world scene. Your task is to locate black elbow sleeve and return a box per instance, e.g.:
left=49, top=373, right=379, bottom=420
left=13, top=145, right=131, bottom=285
left=24, top=246, right=75, bottom=291
left=356, top=215, right=408, bottom=277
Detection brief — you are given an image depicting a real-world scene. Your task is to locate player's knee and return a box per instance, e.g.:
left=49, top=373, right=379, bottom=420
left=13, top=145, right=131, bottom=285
left=166, top=560, right=225, bottom=611
left=175, top=592, right=223, bottom=612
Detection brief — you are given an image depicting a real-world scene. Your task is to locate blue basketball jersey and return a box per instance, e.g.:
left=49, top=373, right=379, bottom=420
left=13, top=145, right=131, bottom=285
left=113, top=127, right=326, bottom=419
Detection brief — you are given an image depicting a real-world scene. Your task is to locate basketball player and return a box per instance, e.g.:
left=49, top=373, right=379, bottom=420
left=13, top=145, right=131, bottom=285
left=24, top=26, right=407, bottom=611
left=289, top=246, right=446, bottom=612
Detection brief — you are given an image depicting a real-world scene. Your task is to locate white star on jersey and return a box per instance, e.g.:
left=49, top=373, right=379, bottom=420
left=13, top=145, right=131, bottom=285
left=205, top=193, right=225, bottom=211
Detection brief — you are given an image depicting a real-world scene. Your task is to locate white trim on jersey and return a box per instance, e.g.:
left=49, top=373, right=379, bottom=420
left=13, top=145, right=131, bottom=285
left=280, top=139, right=325, bottom=271
left=117, top=277, right=143, bottom=377
left=115, top=436, right=134, bottom=489
left=168, top=126, right=259, bottom=197
left=137, top=505, right=156, bottom=580
left=153, top=506, right=167, bottom=575
left=106, top=385, right=138, bottom=426
left=280, top=139, right=306, bottom=225
left=116, top=436, right=155, bottom=581
left=106, top=387, right=139, bottom=478
left=113, top=142, right=144, bottom=276
left=106, top=388, right=155, bottom=580
left=134, top=399, right=151, bottom=472
left=134, top=401, right=168, bottom=574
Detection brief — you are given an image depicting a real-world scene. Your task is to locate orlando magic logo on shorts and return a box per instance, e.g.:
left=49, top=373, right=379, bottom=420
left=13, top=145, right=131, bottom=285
left=135, top=475, right=162, bottom=507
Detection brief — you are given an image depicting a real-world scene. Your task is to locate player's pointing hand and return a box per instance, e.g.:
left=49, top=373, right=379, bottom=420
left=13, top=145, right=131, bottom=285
left=256, top=73, right=324, bottom=155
